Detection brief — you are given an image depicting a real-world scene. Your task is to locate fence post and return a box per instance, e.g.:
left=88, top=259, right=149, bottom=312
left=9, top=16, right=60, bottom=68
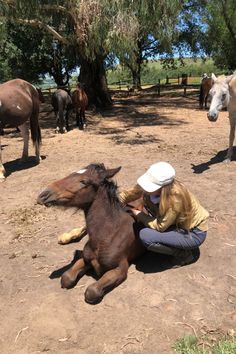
left=166, top=75, right=169, bottom=84
left=184, top=86, right=187, bottom=96
left=119, top=80, right=121, bottom=91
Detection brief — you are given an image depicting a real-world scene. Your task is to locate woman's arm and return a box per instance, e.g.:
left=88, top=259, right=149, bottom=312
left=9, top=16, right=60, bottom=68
left=135, top=208, right=178, bottom=232
left=119, top=184, right=143, bottom=205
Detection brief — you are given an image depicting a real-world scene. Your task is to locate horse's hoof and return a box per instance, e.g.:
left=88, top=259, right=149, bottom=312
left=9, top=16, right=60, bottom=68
left=61, top=272, right=76, bottom=289
left=85, top=284, right=104, bottom=304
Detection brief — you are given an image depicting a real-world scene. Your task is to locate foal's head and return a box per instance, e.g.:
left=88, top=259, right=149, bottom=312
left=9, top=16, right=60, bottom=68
left=37, top=163, right=121, bottom=209
left=207, top=73, right=233, bottom=121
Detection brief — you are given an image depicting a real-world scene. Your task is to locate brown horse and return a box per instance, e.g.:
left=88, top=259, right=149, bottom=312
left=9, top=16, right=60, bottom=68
left=37, top=163, right=145, bottom=304
left=199, top=75, right=213, bottom=109
left=0, top=78, right=42, bottom=180
left=72, top=83, right=88, bottom=130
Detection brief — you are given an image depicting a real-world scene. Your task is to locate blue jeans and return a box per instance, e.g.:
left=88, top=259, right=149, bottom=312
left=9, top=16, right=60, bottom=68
left=139, top=227, right=207, bottom=250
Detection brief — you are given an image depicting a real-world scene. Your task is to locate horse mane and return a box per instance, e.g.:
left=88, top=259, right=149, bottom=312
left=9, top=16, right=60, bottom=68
left=86, top=163, right=121, bottom=209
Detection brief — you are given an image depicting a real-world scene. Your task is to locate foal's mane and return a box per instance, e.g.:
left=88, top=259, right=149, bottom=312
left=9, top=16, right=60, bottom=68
left=87, top=163, right=121, bottom=209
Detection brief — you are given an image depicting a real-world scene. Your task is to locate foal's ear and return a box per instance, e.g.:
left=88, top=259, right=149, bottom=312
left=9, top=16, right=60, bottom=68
left=211, top=73, right=217, bottom=82
left=104, top=166, right=122, bottom=179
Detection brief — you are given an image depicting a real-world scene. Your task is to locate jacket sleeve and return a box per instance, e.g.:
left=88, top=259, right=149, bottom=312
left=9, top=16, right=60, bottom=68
left=118, top=184, right=143, bottom=205
left=136, top=207, right=178, bottom=232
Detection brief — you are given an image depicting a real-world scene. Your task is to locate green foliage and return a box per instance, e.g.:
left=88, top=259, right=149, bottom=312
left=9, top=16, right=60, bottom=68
left=107, top=58, right=220, bottom=85
left=204, top=0, right=236, bottom=70
left=174, top=335, right=236, bottom=354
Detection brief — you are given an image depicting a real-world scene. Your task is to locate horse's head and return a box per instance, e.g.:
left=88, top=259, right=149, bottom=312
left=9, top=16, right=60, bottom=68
left=207, top=73, right=233, bottom=121
left=37, top=163, right=121, bottom=209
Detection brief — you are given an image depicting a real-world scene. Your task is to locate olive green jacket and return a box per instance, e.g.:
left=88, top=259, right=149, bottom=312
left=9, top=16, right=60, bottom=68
left=119, top=184, right=209, bottom=232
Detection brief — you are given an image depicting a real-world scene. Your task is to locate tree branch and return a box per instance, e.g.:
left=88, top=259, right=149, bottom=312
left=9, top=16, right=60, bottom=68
left=17, top=18, right=70, bottom=45
left=220, top=0, right=236, bottom=44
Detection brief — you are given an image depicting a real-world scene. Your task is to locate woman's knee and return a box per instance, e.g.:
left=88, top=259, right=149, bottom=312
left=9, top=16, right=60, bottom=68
left=139, top=228, right=151, bottom=247
left=139, top=228, right=161, bottom=247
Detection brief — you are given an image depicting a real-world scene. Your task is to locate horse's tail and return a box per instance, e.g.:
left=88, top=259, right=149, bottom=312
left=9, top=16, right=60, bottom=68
left=199, top=83, right=204, bottom=108
left=30, top=93, right=42, bottom=152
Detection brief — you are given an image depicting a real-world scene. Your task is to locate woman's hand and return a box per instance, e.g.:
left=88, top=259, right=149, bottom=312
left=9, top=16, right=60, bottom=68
left=129, top=208, right=141, bottom=217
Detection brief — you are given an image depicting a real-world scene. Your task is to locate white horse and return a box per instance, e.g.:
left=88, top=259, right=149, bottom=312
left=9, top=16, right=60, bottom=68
left=207, top=73, right=236, bottom=162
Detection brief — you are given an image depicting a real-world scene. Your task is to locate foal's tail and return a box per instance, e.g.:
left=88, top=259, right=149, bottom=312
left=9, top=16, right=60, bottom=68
left=30, top=95, right=42, bottom=154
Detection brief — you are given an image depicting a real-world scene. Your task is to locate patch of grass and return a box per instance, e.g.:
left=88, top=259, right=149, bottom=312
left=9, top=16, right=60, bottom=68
left=174, top=335, right=236, bottom=354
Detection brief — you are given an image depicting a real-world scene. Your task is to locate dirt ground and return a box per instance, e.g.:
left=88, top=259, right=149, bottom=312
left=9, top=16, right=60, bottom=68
left=0, top=90, right=236, bottom=354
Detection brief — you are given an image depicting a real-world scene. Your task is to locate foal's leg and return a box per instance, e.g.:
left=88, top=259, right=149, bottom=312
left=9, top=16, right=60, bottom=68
left=85, top=259, right=129, bottom=304
left=18, top=122, right=29, bottom=162
left=61, top=257, right=91, bottom=289
left=225, top=113, right=236, bottom=162
left=0, top=136, right=6, bottom=180
left=58, top=226, right=87, bottom=244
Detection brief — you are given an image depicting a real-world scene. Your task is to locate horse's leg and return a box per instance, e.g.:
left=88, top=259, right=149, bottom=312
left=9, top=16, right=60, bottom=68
left=61, top=257, right=91, bottom=289
left=225, top=113, right=236, bottom=162
left=78, top=109, right=83, bottom=129
left=65, top=109, right=70, bottom=132
left=76, top=110, right=80, bottom=128
left=0, top=136, right=6, bottom=180
left=85, top=259, right=129, bottom=304
left=55, top=111, right=60, bottom=133
left=58, top=226, right=87, bottom=244
left=204, top=94, right=208, bottom=109
left=18, top=122, right=29, bottom=162
left=83, top=109, right=87, bottom=129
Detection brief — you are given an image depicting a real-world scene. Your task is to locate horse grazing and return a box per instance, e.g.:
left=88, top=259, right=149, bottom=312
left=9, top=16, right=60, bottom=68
left=207, top=73, right=236, bottom=162
left=199, top=74, right=213, bottom=109
left=37, top=163, right=145, bottom=304
left=72, top=83, right=88, bottom=130
left=51, top=89, right=73, bottom=133
left=0, top=78, right=42, bottom=180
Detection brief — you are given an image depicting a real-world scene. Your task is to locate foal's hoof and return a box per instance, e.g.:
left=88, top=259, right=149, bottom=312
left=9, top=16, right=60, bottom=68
left=61, top=272, right=76, bottom=289
left=85, top=284, right=104, bottom=304
left=224, top=158, right=231, bottom=163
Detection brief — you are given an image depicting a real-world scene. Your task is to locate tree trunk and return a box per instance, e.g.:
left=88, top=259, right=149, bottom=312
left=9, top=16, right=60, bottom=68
left=79, top=56, right=112, bottom=108
left=131, top=67, right=141, bottom=90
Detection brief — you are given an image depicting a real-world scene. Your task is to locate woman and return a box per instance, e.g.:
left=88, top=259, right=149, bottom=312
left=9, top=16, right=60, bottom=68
left=119, top=161, right=209, bottom=266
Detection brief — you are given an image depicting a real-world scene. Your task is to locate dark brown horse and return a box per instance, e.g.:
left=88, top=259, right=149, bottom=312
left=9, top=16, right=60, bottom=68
left=72, top=83, right=88, bottom=130
left=199, top=75, right=213, bottom=109
left=51, top=89, right=73, bottom=133
left=37, top=163, right=145, bottom=304
left=0, top=78, right=42, bottom=180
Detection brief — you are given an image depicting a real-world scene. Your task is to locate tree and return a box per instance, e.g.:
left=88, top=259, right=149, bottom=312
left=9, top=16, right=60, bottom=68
left=204, top=0, right=236, bottom=70
left=109, top=1, right=185, bottom=89
left=0, top=0, right=116, bottom=106
left=176, top=0, right=236, bottom=71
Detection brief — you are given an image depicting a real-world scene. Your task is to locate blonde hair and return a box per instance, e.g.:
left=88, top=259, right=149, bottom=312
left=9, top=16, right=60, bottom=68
left=159, top=179, right=194, bottom=231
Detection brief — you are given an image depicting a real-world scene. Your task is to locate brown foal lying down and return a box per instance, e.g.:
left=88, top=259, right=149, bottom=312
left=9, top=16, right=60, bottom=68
left=37, top=163, right=145, bottom=304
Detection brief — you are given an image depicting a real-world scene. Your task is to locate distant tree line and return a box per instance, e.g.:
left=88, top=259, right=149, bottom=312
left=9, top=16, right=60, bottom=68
left=0, top=0, right=235, bottom=107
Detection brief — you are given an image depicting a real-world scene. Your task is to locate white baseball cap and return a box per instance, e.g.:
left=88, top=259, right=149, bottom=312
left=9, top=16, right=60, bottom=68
left=137, top=162, right=175, bottom=192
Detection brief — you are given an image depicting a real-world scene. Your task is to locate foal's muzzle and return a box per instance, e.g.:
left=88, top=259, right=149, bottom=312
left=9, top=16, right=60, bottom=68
left=37, top=188, right=56, bottom=206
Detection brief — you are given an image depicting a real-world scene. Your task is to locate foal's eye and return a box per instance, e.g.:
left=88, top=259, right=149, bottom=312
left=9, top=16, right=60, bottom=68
left=79, top=181, right=87, bottom=188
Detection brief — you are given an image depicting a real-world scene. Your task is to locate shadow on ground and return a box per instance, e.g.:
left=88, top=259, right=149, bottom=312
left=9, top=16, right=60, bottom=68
left=191, top=147, right=236, bottom=173
left=4, top=156, right=46, bottom=177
